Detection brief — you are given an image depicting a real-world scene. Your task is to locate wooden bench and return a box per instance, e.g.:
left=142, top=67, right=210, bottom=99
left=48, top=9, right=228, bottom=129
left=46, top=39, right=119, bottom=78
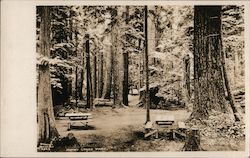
left=172, top=121, right=187, bottom=139
left=144, top=121, right=158, bottom=138
left=93, top=98, right=113, bottom=107
left=65, top=113, right=93, bottom=130
left=154, top=115, right=188, bottom=140
left=144, top=121, right=153, bottom=130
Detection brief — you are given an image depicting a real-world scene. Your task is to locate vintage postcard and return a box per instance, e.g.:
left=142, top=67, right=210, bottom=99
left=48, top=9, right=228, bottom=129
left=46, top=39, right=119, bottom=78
left=1, top=0, right=249, bottom=157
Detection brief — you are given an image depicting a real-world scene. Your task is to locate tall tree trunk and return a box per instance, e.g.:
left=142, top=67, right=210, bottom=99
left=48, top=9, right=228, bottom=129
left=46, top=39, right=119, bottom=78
left=75, top=29, right=84, bottom=100
left=183, top=54, right=191, bottom=98
left=86, top=34, right=93, bottom=109
left=81, top=32, right=86, bottom=99
left=112, top=6, right=125, bottom=108
left=67, top=77, right=72, bottom=104
left=37, top=6, right=59, bottom=146
left=139, top=38, right=144, bottom=99
left=144, top=6, right=150, bottom=122
left=93, top=51, right=97, bottom=98
left=69, top=8, right=73, bottom=42
left=191, top=6, right=231, bottom=120
left=123, top=52, right=129, bottom=105
left=98, top=50, right=104, bottom=98
left=139, top=40, right=145, bottom=100
left=79, top=70, right=84, bottom=100
left=123, top=6, right=129, bottom=106
left=183, top=54, right=191, bottom=110
left=75, top=66, right=78, bottom=106
left=102, top=34, right=113, bottom=99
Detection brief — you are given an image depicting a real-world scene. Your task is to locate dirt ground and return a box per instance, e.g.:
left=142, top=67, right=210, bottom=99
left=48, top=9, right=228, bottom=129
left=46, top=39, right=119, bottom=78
left=55, top=95, right=245, bottom=151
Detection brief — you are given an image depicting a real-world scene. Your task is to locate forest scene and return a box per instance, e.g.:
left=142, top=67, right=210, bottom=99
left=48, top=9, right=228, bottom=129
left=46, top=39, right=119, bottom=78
left=36, top=5, right=245, bottom=152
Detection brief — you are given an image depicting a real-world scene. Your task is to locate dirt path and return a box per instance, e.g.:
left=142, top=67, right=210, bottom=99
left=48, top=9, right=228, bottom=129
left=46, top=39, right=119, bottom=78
left=55, top=95, right=191, bottom=151
left=56, top=95, right=190, bottom=135
left=54, top=95, right=245, bottom=151
left=56, top=107, right=190, bottom=135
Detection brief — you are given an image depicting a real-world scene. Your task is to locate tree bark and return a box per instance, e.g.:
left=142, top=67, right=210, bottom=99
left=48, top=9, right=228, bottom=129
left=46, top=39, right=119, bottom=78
left=75, top=29, right=84, bottom=100
left=183, top=54, right=191, bottom=98
left=191, top=6, right=230, bottom=119
left=139, top=38, right=144, bottom=99
left=79, top=70, right=84, bottom=100
left=182, top=54, right=191, bottom=110
left=112, top=6, right=125, bottom=108
left=93, top=51, right=97, bottom=98
left=98, top=50, right=104, bottom=98
left=81, top=33, right=86, bottom=99
left=86, top=34, right=93, bottom=109
left=68, top=7, right=73, bottom=43
left=75, top=66, right=78, bottom=106
left=123, top=6, right=129, bottom=106
left=144, top=6, right=150, bottom=122
left=37, top=6, right=59, bottom=146
left=102, top=34, right=113, bottom=99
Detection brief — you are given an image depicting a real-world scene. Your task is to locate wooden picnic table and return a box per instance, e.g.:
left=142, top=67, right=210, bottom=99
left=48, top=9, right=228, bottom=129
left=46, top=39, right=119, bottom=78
left=144, top=114, right=187, bottom=139
left=65, top=113, right=93, bottom=130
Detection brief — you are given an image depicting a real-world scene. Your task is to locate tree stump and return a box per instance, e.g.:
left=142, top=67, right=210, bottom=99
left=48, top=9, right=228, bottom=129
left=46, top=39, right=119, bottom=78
left=183, top=128, right=201, bottom=151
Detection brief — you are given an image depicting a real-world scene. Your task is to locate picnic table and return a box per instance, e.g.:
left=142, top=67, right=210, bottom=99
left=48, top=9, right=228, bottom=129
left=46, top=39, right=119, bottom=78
left=65, top=112, right=93, bottom=130
left=144, top=114, right=187, bottom=139
left=155, top=115, right=175, bottom=126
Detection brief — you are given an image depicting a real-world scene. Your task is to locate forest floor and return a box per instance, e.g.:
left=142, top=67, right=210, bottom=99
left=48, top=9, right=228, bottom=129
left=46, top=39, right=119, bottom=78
left=55, top=95, right=245, bottom=151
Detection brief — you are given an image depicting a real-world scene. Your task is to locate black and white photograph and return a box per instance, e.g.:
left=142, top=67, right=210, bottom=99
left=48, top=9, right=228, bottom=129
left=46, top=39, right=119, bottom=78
left=1, top=0, right=249, bottom=157
left=36, top=5, right=246, bottom=152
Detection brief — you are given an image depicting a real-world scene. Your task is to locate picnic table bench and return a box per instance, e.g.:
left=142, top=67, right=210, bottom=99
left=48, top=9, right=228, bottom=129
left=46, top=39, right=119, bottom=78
left=155, top=115, right=175, bottom=126
left=144, top=121, right=159, bottom=138
left=65, top=113, right=93, bottom=130
left=144, top=114, right=187, bottom=139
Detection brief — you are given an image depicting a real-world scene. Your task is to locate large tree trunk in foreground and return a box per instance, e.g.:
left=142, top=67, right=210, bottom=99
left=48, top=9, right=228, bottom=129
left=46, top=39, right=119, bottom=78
left=191, top=6, right=231, bottom=119
left=37, top=6, right=59, bottom=146
left=112, top=6, right=125, bottom=108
